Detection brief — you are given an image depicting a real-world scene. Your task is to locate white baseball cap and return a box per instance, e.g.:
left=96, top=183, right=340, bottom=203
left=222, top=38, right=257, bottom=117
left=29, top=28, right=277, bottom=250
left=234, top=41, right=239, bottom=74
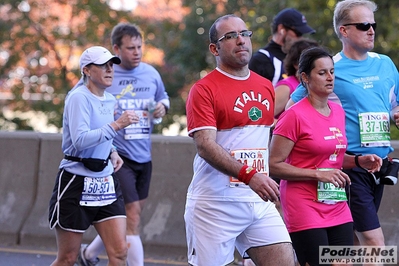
left=79, top=46, right=121, bottom=73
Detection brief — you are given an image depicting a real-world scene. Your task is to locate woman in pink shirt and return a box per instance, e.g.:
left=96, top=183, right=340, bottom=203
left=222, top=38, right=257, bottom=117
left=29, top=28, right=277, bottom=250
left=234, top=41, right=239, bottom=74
left=269, top=47, right=382, bottom=266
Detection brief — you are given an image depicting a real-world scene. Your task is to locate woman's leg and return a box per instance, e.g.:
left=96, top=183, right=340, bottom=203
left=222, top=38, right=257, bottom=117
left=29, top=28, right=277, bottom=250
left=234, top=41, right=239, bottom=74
left=290, top=228, right=329, bottom=266
left=51, top=225, right=83, bottom=266
left=328, top=222, right=354, bottom=246
left=95, top=217, right=127, bottom=266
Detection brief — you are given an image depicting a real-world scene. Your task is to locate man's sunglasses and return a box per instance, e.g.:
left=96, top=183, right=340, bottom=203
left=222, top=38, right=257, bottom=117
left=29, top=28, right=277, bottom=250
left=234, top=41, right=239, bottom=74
left=217, top=30, right=253, bottom=43
left=343, top=22, right=377, bottom=31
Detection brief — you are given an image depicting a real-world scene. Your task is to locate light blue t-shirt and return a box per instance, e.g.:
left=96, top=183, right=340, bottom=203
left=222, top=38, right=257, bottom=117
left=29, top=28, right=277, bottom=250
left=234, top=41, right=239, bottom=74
left=108, top=63, right=169, bottom=163
left=71, top=63, right=170, bottom=163
left=291, top=51, right=399, bottom=157
left=61, top=85, right=117, bottom=177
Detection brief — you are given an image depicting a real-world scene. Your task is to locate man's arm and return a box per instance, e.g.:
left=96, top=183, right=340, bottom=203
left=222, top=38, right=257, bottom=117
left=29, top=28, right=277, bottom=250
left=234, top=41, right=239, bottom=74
left=193, top=129, right=243, bottom=177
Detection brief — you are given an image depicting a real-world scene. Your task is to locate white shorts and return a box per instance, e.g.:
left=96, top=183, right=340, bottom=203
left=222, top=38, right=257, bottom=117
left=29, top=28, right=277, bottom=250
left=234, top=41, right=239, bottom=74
left=184, top=199, right=291, bottom=266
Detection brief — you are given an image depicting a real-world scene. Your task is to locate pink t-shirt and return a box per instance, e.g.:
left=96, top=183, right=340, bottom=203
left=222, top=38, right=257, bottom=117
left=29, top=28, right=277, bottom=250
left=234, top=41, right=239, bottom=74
left=273, top=97, right=353, bottom=233
left=274, top=76, right=300, bottom=119
left=275, top=75, right=299, bottom=95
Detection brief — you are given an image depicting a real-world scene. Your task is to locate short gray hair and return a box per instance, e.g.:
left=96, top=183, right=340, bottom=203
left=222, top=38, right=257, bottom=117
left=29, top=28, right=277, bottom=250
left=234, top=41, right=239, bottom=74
left=333, top=0, right=377, bottom=39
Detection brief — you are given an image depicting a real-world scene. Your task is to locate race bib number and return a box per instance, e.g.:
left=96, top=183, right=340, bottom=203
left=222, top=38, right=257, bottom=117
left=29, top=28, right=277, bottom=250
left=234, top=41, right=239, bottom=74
left=80, top=175, right=117, bottom=207
left=316, top=168, right=347, bottom=204
left=230, top=148, right=268, bottom=187
left=124, top=110, right=150, bottom=140
left=358, top=112, right=390, bottom=147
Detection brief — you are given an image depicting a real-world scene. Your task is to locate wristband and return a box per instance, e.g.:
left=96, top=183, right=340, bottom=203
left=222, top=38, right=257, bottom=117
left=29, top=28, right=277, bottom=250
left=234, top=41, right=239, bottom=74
left=238, top=165, right=257, bottom=185
left=113, top=121, right=121, bottom=131
left=355, top=154, right=362, bottom=168
left=111, top=145, right=117, bottom=153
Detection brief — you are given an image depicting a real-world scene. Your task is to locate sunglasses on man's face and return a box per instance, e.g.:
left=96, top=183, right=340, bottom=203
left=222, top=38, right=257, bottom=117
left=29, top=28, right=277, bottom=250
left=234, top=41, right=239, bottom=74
left=343, top=22, right=377, bottom=31
left=216, top=30, right=253, bottom=43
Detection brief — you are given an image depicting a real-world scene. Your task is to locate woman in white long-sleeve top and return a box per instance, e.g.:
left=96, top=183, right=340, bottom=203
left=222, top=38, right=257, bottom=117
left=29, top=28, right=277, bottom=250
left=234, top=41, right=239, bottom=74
left=48, top=46, right=139, bottom=266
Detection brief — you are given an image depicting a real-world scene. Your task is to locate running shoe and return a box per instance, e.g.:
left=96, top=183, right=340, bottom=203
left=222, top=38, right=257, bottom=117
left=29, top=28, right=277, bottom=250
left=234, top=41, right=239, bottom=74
left=76, top=244, right=100, bottom=266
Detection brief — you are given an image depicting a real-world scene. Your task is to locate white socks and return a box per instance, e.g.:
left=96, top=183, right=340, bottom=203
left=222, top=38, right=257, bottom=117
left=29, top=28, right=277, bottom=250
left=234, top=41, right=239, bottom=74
left=84, top=234, right=144, bottom=265
left=85, top=235, right=105, bottom=261
left=126, top=234, right=144, bottom=266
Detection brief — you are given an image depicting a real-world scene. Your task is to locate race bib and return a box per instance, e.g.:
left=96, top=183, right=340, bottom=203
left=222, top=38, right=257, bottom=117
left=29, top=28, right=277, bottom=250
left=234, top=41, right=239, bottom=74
left=124, top=110, right=151, bottom=140
left=230, top=148, right=268, bottom=187
left=358, top=112, right=390, bottom=147
left=317, top=181, right=347, bottom=204
left=316, top=168, right=347, bottom=204
left=80, top=175, right=117, bottom=207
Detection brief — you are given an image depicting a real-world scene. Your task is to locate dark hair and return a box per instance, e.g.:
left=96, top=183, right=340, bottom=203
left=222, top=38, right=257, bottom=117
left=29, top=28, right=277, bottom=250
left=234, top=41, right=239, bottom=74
left=298, top=47, right=333, bottom=86
left=284, top=39, right=319, bottom=76
left=111, top=23, right=142, bottom=47
left=209, top=14, right=238, bottom=44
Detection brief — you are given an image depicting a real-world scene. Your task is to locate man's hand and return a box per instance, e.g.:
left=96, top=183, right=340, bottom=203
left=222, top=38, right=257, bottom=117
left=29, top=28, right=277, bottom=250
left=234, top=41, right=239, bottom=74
left=248, top=173, right=280, bottom=202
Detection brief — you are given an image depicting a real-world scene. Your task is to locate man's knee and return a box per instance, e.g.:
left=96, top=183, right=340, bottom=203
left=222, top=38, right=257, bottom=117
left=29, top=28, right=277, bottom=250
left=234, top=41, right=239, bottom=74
left=248, top=242, right=295, bottom=266
left=356, top=228, right=385, bottom=246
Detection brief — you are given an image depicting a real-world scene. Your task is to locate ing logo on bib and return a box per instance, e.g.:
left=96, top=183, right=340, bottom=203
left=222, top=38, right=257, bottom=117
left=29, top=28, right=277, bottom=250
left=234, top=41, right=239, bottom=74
left=248, top=106, right=262, bottom=121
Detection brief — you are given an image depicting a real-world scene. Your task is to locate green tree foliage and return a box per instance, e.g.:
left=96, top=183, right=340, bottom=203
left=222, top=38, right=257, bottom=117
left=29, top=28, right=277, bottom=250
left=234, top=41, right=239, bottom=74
left=173, top=0, right=399, bottom=71
left=0, top=0, right=177, bottom=133
left=139, top=16, right=189, bottom=133
left=0, top=0, right=128, bottom=130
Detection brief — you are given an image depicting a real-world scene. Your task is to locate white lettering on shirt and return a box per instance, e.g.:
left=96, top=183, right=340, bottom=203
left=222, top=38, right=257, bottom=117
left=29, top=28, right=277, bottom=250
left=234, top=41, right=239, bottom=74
left=234, top=91, right=270, bottom=113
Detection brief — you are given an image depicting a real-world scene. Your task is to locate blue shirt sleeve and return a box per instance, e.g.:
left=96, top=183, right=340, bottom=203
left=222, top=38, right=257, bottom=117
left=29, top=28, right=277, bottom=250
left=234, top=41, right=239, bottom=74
left=290, top=83, right=308, bottom=103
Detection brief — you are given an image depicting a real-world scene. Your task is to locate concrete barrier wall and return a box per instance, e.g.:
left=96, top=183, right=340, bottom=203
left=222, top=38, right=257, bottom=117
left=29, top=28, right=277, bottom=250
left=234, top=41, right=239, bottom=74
left=0, top=131, right=196, bottom=251
left=0, top=131, right=41, bottom=245
left=20, top=133, right=66, bottom=247
left=0, top=131, right=398, bottom=252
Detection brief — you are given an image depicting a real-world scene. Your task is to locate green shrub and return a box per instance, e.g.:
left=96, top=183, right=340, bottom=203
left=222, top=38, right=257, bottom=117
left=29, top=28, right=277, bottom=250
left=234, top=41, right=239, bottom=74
left=391, top=123, right=399, bottom=140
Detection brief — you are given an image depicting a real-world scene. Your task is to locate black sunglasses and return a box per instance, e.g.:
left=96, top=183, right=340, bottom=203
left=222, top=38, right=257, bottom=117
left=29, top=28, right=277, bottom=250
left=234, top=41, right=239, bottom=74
left=343, top=22, right=377, bottom=31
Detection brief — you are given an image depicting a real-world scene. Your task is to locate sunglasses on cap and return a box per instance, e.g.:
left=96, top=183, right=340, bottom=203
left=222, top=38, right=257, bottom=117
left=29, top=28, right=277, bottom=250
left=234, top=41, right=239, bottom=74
left=343, top=22, right=377, bottom=31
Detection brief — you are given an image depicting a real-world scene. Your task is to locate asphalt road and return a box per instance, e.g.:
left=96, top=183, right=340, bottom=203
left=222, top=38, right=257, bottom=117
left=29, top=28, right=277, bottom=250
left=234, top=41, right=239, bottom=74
left=0, top=245, right=187, bottom=266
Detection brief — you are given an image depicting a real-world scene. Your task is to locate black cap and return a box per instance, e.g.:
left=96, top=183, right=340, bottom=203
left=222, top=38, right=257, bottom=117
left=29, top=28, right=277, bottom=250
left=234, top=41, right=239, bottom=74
left=273, top=8, right=315, bottom=35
